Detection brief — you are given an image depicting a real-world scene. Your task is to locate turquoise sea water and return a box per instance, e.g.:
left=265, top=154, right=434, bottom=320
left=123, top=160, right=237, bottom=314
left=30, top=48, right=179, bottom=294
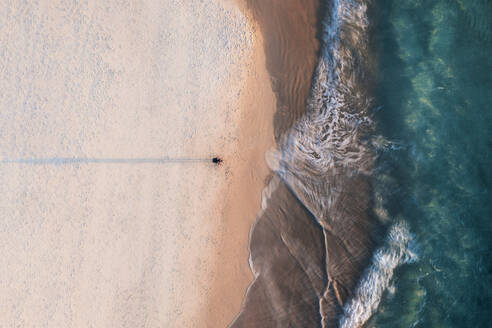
left=368, top=0, right=492, bottom=327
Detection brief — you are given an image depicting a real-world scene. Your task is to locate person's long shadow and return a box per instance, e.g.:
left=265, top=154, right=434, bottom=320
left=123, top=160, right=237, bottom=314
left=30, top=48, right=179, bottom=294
left=1, top=157, right=220, bottom=165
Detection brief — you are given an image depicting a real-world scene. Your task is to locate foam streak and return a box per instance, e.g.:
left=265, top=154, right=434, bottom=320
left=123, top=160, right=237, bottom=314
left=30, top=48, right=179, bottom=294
left=339, top=221, right=418, bottom=328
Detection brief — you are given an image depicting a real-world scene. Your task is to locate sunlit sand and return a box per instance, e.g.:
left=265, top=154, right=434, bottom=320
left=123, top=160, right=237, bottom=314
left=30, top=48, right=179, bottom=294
left=0, top=1, right=275, bottom=326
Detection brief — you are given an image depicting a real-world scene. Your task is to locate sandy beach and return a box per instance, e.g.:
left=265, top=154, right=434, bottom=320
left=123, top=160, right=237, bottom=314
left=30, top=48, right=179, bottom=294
left=0, top=0, right=275, bottom=326
left=201, top=9, right=276, bottom=328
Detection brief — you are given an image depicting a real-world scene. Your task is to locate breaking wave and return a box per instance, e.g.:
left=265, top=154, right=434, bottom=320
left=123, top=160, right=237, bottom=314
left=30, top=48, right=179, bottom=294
left=267, top=0, right=374, bottom=228
left=339, top=221, right=418, bottom=328
left=230, top=0, right=419, bottom=326
left=266, top=0, right=419, bottom=326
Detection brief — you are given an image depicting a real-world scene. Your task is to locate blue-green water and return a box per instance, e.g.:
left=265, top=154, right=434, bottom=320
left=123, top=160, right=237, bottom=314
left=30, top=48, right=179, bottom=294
left=368, top=0, right=492, bottom=327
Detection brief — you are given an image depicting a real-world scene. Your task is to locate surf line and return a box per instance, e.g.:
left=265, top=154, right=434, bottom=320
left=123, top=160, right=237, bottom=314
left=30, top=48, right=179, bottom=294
left=1, top=156, right=224, bottom=166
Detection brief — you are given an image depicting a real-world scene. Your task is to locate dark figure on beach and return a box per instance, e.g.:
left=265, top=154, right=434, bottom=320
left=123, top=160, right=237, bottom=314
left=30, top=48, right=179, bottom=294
left=212, top=157, right=223, bottom=165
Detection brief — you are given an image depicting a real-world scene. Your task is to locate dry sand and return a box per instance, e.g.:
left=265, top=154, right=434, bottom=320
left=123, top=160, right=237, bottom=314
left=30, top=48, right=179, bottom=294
left=201, top=8, right=276, bottom=326
left=0, top=0, right=275, bottom=326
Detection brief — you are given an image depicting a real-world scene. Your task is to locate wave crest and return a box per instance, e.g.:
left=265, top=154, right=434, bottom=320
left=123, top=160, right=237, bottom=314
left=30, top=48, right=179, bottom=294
left=339, top=221, right=418, bottom=328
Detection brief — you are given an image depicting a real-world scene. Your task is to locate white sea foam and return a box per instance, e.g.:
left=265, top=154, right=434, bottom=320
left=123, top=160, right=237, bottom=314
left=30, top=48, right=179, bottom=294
left=266, top=1, right=420, bottom=326
left=339, top=221, right=418, bottom=328
left=267, top=0, right=373, bottom=227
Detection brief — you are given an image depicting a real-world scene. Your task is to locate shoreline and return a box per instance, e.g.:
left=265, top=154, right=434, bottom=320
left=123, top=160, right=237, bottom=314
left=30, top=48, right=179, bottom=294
left=211, top=0, right=323, bottom=326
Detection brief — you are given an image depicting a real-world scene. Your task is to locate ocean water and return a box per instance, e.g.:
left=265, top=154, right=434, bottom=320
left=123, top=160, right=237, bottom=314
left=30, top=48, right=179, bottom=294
left=366, top=0, right=492, bottom=327
left=232, top=0, right=418, bottom=326
left=232, top=0, right=491, bottom=327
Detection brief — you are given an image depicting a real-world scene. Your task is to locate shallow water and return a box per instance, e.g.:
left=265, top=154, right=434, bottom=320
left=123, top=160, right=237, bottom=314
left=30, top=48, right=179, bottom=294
left=245, top=0, right=321, bottom=140
left=232, top=0, right=397, bottom=326
left=367, top=0, right=492, bottom=327
left=233, top=0, right=491, bottom=327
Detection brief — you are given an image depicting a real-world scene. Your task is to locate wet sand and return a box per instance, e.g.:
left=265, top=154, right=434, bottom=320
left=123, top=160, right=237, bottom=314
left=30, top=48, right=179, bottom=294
left=229, top=1, right=386, bottom=327
left=203, top=0, right=322, bottom=326
left=200, top=0, right=324, bottom=326
left=244, top=0, right=323, bottom=140
left=230, top=176, right=327, bottom=327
